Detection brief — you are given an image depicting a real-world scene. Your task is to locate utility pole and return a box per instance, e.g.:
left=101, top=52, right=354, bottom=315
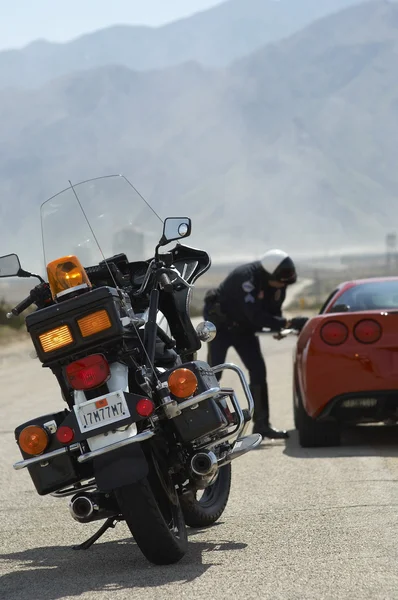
left=313, top=268, right=321, bottom=306
left=386, top=233, right=397, bottom=274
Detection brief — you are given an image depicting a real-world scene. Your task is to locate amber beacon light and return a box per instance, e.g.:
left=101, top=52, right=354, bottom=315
left=47, top=255, right=91, bottom=300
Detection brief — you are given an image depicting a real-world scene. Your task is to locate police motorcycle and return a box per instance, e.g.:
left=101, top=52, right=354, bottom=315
left=2, top=174, right=262, bottom=566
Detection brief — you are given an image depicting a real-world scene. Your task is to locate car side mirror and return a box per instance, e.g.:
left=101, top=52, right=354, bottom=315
left=0, top=253, right=23, bottom=278
left=158, top=217, right=192, bottom=247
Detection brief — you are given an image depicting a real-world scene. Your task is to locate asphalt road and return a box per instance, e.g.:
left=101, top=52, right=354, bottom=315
left=1, top=318, right=398, bottom=599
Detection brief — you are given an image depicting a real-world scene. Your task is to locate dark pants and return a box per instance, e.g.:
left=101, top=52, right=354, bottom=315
left=207, top=329, right=270, bottom=427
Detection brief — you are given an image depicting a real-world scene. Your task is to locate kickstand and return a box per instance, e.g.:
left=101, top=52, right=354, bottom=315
left=72, top=517, right=121, bottom=551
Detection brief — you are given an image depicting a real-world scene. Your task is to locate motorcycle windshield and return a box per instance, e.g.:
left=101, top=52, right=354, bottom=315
left=40, top=175, right=163, bottom=269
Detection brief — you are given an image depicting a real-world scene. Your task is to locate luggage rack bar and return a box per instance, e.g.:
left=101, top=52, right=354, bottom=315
left=13, top=443, right=81, bottom=471
left=211, top=363, right=254, bottom=418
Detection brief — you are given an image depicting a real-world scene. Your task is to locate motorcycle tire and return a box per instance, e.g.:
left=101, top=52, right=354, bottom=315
left=180, top=463, right=232, bottom=528
left=114, top=454, right=188, bottom=565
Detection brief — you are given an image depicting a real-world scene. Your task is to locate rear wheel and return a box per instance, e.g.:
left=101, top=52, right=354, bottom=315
left=293, top=380, right=299, bottom=429
left=180, top=463, right=232, bottom=528
left=295, top=380, right=340, bottom=448
left=115, top=450, right=188, bottom=565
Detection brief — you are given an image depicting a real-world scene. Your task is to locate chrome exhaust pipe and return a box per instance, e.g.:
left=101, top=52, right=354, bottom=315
left=191, top=451, right=218, bottom=478
left=69, top=494, right=97, bottom=523
left=69, top=492, right=119, bottom=523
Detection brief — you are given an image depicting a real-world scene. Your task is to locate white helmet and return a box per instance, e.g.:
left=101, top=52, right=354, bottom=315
left=260, top=249, right=297, bottom=284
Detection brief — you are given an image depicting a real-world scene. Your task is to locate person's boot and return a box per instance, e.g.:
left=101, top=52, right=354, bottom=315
left=250, top=384, right=289, bottom=440
left=258, top=424, right=289, bottom=440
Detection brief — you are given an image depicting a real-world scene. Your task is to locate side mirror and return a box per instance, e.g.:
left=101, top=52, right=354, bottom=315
left=159, top=217, right=192, bottom=246
left=196, top=321, right=217, bottom=342
left=0, top=253, right=22, bottom=278
left=0, top=253, right=44, bottom=282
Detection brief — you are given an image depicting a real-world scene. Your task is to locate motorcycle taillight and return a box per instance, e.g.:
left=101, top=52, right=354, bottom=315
left=65, top=354, right=110, bottom=390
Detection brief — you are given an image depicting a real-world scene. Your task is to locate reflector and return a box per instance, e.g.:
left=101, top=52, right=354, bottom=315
left=136, top=398, right=155, bottom=417
left=56, top=426, right=75, bottom=444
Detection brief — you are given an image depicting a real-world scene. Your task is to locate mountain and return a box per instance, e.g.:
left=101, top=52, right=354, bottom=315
left=0, top=0, right=364, bottom=90
left=0, top=0, right=398, bottom=271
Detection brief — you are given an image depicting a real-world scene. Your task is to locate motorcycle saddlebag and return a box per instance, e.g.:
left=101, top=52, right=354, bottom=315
left=14, top=411, right=90, bottom=496
left=163, top=360, right=228, bottom=443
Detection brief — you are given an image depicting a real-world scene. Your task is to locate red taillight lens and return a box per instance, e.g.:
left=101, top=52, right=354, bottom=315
left=65, top=354, right=110, bottom=390
left=320, top=321, right=349, bottom=346
left=136, top=398, right=155, bottom=417
left=354, top=319, right=382, bottom=344
left=56, top=426, right=75, bottom=444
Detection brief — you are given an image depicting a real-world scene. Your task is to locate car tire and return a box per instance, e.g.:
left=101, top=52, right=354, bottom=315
left=293, top=379, right=299, bottom=429
left=295, top=378, right=340, bottom=448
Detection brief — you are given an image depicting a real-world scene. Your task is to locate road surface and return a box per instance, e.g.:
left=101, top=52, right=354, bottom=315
left=1, top=322, right=398, bottom=599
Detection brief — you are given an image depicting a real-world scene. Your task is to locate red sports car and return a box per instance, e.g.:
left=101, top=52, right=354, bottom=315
left=293, top=276, right=398, bottom=447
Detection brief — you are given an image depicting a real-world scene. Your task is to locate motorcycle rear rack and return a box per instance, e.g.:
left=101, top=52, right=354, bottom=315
left=212, top=362, right=254, bottom=418
left=13, top=363, right=253, bottom=470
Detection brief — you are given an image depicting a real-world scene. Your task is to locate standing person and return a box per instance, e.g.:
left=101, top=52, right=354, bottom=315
left=203, top=249, right=307, bottom=440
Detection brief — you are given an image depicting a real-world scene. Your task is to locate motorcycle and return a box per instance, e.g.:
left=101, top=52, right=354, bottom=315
left=4, top=174, right=262, bottom=565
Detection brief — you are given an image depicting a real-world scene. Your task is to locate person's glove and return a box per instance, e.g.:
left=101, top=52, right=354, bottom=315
left=290, top=316, right=309, bottom=332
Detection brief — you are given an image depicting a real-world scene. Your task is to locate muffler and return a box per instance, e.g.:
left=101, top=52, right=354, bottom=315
left=69, top=492, right=119, bottom=523
left=191, top=451, right=218, bottom=479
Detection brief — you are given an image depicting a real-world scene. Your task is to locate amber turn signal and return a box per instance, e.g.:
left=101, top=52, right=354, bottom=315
left=39, top=324, right=74, bottom=353
left=19, top=425, right=49, bottom=456
left=77, top=310, right=112, bottom=338
left=39, top=324, right=73, bottom=353
left=168, top=368, right=198, bottom=399
left=47, top=255, right=91, bottom=299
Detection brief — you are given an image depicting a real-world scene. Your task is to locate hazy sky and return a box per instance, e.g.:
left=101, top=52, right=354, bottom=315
left=0, top=0, right=222, bottom=50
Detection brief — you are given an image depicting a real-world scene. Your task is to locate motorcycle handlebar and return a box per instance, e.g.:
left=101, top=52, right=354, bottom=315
left=158, top=271, right=173, bottom=293
left=8, top=293, right=34, bottom=317
left=7, top=282, right=52, bottom=319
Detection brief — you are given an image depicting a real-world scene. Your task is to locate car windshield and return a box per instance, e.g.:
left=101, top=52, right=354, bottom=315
left=332, top=280, right=398, bottom=311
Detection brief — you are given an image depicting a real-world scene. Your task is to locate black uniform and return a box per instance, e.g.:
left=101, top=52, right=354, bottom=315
left=203, top=261, right=288, bottom=437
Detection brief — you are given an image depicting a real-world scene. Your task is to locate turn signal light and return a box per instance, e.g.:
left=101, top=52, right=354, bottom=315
left=65, top=354, right=110, bottom=391
left=168, top=368, right=198, bottom=399
left=136, top=398, right=155, bottom=417
left=320, top=321, right=349, bottom=346
left=47, top=255, right=91, bottom=299
left=39, top=324, right=73, bottom=353
left=354, top=319, right=382, bottom=344
left=77, top=310, right=112, bottom=338
left=19, top=425, right=49, bottom=456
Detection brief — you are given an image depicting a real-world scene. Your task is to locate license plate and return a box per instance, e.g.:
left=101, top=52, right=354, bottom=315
left=74, top=391, right=130, bottom=433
